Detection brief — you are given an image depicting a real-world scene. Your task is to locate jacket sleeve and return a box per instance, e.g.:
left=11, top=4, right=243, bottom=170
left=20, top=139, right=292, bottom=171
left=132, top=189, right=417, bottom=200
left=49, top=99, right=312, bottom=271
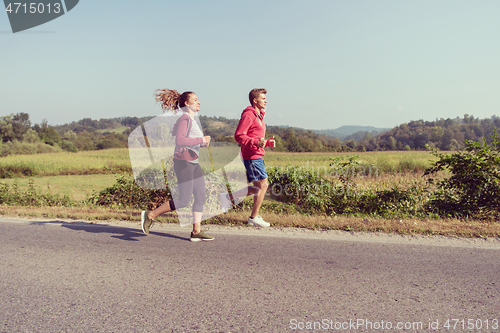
left=234, top=115, right=259, bottom=148
left=175, top=118, right=204, bottom=147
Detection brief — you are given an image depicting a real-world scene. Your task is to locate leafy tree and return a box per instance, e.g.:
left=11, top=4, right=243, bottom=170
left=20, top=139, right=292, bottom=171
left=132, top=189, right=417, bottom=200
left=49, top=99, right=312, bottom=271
left=0, top=118, right=15, bottom=142
left=61, top=140, right=78, bottom=152
left=72, top=131, right=97, bottom=150
left=22, top=129, right=41, bottom=143
left=285, top=130, right=303, bottom=152
left=34, top=119, right=61, bottom=146
left=12, top=113, right=31, bottom=140
left=0, top=113, right=30, bottom=142
left=96, top=133, right=127, bottom=150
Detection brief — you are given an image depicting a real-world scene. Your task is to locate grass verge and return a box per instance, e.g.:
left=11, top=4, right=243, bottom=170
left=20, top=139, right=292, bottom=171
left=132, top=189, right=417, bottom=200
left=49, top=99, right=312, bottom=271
left=1, top=205, right=499, bottom=239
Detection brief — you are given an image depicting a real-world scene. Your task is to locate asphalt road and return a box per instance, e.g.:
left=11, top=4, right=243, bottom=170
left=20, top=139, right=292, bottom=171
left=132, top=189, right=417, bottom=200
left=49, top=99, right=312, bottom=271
left=0, top=218, right=499, bottom=332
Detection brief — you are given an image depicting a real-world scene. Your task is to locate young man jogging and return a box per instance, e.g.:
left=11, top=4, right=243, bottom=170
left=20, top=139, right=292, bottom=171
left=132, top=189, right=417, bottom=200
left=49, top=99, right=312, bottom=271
left=220, top=88, right=275, bottom=227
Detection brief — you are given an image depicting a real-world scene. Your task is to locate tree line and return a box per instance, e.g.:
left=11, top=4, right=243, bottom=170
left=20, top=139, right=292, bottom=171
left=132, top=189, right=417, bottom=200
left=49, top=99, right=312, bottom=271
left=202, top=114, right=500, bottom=152
left=0, top=113, right=130, bottom=156
left=1, top=112, right=499, bottom=156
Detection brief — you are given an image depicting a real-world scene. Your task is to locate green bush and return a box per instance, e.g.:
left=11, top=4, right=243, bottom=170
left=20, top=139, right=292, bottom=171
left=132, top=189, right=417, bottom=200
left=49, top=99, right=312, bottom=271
left=61, top=140, right=78, bottom=152
left=0, top=140, right=61, bottom=157
left=266, top=160, right=430, bottom=217
left=424, top=131, right=500, bottom=218
left=267, top=165, right=338, bottom=214
left=89, top=168, right=230, bottom=212
left=88, top=175, right=171, bottom=209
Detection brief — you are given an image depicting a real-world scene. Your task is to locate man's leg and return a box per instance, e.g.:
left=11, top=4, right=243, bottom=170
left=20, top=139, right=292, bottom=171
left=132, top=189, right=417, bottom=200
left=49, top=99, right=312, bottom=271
left=225, top=185, right=259, bottom=199
left=250, top=178, right=268, bottom=218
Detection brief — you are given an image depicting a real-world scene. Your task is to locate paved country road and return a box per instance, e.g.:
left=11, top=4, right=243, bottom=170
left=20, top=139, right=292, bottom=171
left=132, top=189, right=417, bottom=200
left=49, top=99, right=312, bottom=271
left=0, top=218, right=499, bottom=333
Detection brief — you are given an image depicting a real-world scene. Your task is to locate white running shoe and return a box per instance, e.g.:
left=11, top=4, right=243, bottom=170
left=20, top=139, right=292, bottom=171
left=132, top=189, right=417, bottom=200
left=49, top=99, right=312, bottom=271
left=219, top=192, right=232, bottom=213
left=248, top=215, right=270, bottom=227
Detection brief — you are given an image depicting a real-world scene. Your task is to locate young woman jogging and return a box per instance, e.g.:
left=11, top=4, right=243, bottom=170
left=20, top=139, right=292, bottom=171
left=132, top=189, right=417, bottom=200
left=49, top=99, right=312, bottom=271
left=141, top=89, right=214, bottom=241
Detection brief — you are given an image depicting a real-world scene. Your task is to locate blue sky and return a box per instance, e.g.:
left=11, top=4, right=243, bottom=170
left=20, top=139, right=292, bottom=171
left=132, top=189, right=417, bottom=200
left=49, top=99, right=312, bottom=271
left=1, top=0, right=499, bottom=130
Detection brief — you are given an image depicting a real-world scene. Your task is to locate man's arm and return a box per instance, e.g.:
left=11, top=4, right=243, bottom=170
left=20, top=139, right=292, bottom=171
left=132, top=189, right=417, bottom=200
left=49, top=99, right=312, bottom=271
left=234, top=115, right=259, bottom=148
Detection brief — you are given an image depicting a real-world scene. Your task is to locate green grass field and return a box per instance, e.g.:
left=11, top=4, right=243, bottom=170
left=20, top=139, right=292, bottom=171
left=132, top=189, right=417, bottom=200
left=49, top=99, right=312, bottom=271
left=264, top=151, right=438, bottom=174
left=0, top=148, right=438, bottom=176
left=96, top=126, right=129, bottom=134
left=1, top=174, right=120, bottom=201
left=0, top=149, right=131, bottom=177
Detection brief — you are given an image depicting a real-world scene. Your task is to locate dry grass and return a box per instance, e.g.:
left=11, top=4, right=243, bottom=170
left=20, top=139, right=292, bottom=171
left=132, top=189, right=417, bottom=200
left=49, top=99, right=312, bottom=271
left=0, top=205, right=140, bottom=222
left=209, top=121, right=228, bottom=129
left=2, top=205, right=499, bottom=238
left=206, top=212, right=500, bottom=238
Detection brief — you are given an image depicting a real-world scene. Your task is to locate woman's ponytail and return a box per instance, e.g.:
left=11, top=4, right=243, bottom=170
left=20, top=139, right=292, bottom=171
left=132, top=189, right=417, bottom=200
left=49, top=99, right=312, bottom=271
left=155, top=89, right=194, bottom=114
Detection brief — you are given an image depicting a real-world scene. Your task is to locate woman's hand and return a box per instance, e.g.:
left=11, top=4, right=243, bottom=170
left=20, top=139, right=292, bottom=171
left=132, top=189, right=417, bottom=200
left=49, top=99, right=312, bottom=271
left=202, top=135, right=211, bottom=147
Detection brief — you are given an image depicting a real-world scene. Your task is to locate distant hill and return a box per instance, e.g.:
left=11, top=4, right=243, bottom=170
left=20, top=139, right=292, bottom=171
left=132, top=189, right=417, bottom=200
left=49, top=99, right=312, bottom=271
left=45, top=113, right=500, bottom=153
left=313, top=126, right=391, bottom=140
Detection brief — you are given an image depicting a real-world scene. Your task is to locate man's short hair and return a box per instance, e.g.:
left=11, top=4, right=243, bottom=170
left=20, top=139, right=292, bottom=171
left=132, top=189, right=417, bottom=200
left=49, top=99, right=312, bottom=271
left=249, top=88, right=267, bottom=105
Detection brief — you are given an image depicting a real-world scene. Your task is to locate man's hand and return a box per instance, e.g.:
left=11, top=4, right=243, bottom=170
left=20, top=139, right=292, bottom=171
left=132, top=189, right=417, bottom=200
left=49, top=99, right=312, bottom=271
left=267, top=136, right=276, bottom=148
left=258, top=137, right=266, bottom=148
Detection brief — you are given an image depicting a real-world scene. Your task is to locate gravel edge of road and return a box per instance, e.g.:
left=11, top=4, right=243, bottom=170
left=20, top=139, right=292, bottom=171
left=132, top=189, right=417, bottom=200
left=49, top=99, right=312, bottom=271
left=2, top=216, right=500, bottom=249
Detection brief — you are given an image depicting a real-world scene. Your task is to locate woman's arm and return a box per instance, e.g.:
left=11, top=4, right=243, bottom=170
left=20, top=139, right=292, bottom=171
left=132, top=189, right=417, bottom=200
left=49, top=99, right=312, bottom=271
left=175, top=118, right=204, bottom=147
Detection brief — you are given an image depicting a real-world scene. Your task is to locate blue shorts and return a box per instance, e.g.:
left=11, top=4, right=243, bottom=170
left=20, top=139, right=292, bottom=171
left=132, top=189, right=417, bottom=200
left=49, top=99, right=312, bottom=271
left=243, top=158, right=268, bottom=183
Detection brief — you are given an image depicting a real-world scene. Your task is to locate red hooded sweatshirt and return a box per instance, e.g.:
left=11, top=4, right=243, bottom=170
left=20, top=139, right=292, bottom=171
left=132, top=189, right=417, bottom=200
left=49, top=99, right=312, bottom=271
left=234, top=106, right=271, bottom=160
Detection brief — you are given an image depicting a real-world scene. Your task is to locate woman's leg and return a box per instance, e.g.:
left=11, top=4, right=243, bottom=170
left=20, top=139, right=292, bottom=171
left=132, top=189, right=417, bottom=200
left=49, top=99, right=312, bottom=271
left=172, top=160, right=197, bottom=210
left=149, top=159, right=194, bottom=219
left=149, top=200, right=174, bottom=219
left=192, top=212, right=202, bottom=234
left=191, top=164, right=206, bottom=234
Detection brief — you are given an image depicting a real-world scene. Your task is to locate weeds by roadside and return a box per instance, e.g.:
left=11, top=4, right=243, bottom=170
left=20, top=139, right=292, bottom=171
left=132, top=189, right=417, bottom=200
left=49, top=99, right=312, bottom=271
left=0, top=178, right=75, bottom=207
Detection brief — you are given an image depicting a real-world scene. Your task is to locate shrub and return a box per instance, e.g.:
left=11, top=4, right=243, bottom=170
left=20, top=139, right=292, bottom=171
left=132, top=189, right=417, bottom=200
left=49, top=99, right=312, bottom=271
left=424, top=130, right=500, bottom=218
left=267, top=165, right=337, bottom=214
left=0, top=140, right=61, bottom=157
left=88, top=175, right=170, bottom=209
left=90, top=157, right=432, bottom=218
left=61, top=140, right=78, bottom=152
left=89, top=168, right=230, bottom=213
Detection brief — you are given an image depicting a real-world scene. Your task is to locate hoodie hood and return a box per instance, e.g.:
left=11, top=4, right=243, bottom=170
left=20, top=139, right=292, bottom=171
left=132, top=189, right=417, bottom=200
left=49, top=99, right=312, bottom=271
left=242, top=106, right=265, bottom=121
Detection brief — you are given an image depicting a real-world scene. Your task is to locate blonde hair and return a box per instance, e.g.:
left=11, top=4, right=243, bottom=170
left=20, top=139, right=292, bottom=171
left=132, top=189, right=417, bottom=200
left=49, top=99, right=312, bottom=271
left=154, top=89, right=194, bottom=114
